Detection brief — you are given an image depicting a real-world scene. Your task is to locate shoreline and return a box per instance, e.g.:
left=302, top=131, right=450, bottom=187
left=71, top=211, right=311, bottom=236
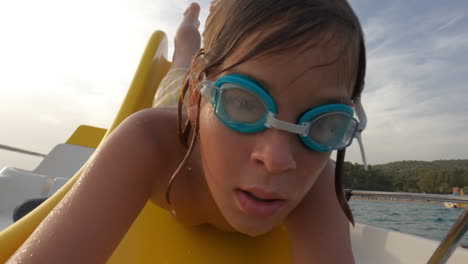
left=350, top=196, right=465, bottom=206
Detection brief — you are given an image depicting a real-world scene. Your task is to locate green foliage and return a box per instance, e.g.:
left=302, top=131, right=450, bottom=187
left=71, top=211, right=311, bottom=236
left=419, top=171, right=439, bottom=193
left=343, top=159, right=468, bottom=193
left=438, top=182, right=451, bottom=194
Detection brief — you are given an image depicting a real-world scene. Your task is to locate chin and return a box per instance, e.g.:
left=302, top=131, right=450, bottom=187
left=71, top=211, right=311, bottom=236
left=238, top=226, right=272, bottom=237
left=222, top=204, right=293, bottom=237
left=230, top=220, right=278, bottom=237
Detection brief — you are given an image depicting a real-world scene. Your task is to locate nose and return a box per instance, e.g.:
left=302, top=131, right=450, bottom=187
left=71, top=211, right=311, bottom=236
left=250, top=128, right=297, bottom=175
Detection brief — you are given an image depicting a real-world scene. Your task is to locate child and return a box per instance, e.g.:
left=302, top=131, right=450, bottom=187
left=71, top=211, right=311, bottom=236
left=8, top=0, right=367, bottom=263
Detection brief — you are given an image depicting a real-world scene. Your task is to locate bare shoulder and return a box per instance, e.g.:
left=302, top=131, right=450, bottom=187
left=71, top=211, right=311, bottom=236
left=285, top=160, right=355, bottom=263
left=112, top=108, right=190, bottom=207
left=120, top=107, right=186, bottom=156
left=114, top=107, right=179, bottom=139
left=99, top=108, right=186, bottom=193
left=307, top=160, right=351, bottom=237
left=110, top=108, right=183, bottom=154
left=307, top=160, right=341, bottom=209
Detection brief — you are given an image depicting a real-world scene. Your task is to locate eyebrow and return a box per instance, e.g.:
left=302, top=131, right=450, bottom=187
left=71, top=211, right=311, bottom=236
left=225, top=68, right=272, bottom=92
left=224, top=68, right=352, bottom=107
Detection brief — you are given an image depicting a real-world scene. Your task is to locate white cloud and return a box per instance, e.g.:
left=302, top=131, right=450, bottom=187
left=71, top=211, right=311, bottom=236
left=346, top=1, right=468, bottom=164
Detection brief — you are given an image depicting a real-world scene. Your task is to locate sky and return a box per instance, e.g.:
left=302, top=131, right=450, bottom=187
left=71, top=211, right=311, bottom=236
left=0, top=0, right=467, bottom=171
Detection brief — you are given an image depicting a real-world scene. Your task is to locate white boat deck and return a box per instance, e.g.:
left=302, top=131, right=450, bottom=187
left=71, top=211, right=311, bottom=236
left=0, top=143, right=94, bottom=230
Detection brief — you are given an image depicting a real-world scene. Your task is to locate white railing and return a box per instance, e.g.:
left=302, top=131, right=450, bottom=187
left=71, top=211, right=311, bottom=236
left=348, top=190, right=468, bottom=203
left=0, top=144, right=46, bottom=158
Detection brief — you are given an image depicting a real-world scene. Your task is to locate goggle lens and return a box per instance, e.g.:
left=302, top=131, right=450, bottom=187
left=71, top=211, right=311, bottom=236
left=307, top=112, right=358, bottom=149
left=216, top=84, right=267, bottom=124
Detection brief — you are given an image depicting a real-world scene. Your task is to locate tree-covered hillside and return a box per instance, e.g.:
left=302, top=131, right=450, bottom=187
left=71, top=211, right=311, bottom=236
left=343, top=160, right=468, bottom=194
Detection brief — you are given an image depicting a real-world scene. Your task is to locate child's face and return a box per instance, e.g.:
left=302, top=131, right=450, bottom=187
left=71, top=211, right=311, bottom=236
left=196, top=37, right=353, bottom=236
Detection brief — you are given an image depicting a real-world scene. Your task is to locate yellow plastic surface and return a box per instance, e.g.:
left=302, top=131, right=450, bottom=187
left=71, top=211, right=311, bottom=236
left=460, top=190, right=467, bottom=208
left=0, top=31, right=290, bottom=263
left=66, top=125, right=107, bottom=148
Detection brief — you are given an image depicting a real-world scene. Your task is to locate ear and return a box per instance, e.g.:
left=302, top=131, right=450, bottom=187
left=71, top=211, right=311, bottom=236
left=187, top=79, right=201, bottom=123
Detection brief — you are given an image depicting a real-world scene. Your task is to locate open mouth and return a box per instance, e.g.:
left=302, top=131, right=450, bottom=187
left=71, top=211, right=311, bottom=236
left=235, top=189, right=286, bottom=218
left=241, top=190, right=281, bottom=202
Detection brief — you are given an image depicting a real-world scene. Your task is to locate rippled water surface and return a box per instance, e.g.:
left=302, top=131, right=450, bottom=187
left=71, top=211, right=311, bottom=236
left=349, top=200, right=468, bottom=247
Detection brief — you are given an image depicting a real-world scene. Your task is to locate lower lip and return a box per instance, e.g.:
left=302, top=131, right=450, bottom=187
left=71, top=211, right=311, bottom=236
left=235, top=189, right=286, bottom=218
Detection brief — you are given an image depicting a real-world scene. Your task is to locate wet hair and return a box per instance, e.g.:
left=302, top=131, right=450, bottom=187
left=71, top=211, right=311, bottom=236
left=167, top=0, right=366, bottom=225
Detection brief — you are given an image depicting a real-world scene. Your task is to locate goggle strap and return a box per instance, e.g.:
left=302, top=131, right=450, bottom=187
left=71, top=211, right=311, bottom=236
left=198, top=80, right=216, bottom=98
left=355, top=132, right=368, bottom=170
left=265, top=112, right=309, bottom=136
left=353, top=97, right=368, bottom=169
left=353, top=97, right=367, bottom=131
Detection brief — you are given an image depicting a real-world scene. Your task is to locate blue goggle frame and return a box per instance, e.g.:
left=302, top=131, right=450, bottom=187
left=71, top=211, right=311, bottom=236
left=199, top=74, right=366, bottom=157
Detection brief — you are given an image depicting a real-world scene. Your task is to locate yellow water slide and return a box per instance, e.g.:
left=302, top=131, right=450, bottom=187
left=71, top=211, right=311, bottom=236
left=0, top=31, right=290, bottom=263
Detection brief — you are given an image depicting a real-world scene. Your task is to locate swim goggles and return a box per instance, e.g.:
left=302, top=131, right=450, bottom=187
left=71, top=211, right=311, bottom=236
left=198, top=74, right=368, bottom=168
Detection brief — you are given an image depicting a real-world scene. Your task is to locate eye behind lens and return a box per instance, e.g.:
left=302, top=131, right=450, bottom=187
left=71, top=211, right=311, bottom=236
left=305, top=112, right=358, bottom=151
left=217, top=86, right=267, bottom=124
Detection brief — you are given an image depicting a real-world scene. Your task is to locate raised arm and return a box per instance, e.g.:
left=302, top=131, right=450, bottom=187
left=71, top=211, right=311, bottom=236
left=285, top=160, right=355, bottom=264
left=8, top=109, right=164, bottom=264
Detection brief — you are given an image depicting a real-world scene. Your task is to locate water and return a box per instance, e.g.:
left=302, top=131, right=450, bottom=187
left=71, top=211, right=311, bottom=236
left=349, top=200, right=468, bottom=247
